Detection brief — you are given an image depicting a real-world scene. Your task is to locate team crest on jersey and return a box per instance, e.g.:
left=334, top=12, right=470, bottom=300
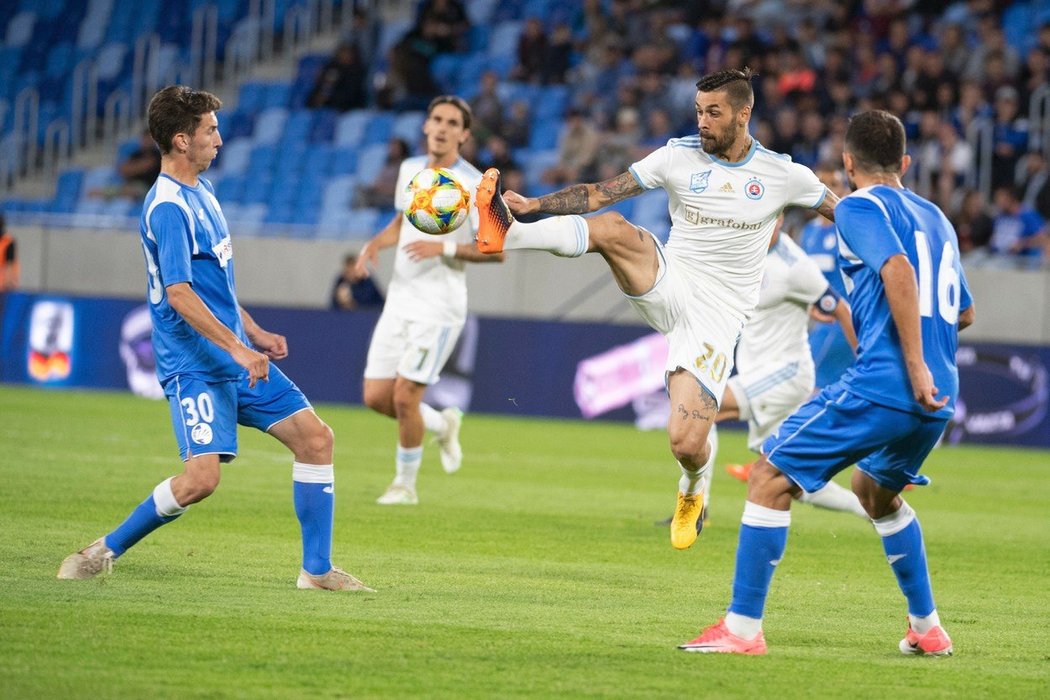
left=191, top=423, right=213, bottom=445
left=690, top=170, right=712, bottom=193
left=745, top=178, right=765, bottom=200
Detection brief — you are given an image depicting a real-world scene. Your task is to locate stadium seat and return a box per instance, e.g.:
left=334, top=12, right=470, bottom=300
left=527, top=119, right=561, bottom=150
left=6, top=11, right=36, bottom=48
left=361, top=112, right=395, bottom=146
left=253, top=107, right=289, bottom=144
left=486, top=21, right=523, bottom=58
left=327, top=145, right=358, bottom=176
left=354, top=142, right=388, bottom=184
left=391, top=111, right=425, bottom=143
left=321, top=174, right=357, bottom=213
left=309, top=109, right=337, bottom=142
left=52, top=169, right=84, bottom=213
left=334, top=109, right=375, bottom=147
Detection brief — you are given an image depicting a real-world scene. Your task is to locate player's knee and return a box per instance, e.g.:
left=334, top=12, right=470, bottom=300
left=392, top=386, right=422, bottom=418
left=307, top=420, right=334, bottom=456
left=362, top=386, right=393, bottom=416
left=668, top=429, right=710, bottom=468
left=180, top=471, right=220, bottom=503
left=589, top=212, right=631, bottom=246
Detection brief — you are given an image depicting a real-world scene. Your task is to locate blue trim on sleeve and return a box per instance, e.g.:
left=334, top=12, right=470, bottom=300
left=628, top=165, right=653, bottom=190
left=810, top=187, right=828, bottom=210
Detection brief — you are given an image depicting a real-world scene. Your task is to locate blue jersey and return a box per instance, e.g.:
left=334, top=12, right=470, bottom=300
left=835, top=185, right=972, bottom=419
left=139, top=174, right=247, bottom=385
left=799, top=218, right=847, bottom=297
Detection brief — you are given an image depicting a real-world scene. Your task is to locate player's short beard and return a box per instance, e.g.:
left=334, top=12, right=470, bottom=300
left=699, top=126, right=735, bottom=159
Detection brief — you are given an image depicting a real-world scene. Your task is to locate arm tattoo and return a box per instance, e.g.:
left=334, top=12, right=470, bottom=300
left=816, top=187, right=840, bottom=222
left=594, top=171, right=644, bottom=207
left=535, top=172, right=643, bottom=214
left=536, top=184, right=591, bottom=215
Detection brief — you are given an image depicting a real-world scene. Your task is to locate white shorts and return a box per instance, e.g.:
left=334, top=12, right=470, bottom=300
left=625, top=239, right=743, bottom=404
left=727, top=361, right=814, bottom=451
left=363, top=311, right=462, bottom=385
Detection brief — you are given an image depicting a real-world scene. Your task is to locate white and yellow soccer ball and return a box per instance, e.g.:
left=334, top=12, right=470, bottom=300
left=403, top=168, right=471, bottom=235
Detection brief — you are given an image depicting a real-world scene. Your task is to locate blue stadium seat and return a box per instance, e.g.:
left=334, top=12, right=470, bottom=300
left=253, top=107, right=289, bottom=144
left=361, top=112, right=395, bottom=146
left=216, top=138, right=252, bottom=176
left=354, top=142, right=387, bottom=184
left=527, top=119, right=561, bottom=150
left=535, top=85, right=569, bottom=120
left=486, top=21, right=523, bottom=58
left=309, top=109, right=337, bottom=142
left=237, top=82, right=268, bottom=115
left=334, top=109, right=374, bottom=147
left=5, top=11, right=37, bottom=48
left=327, top=145, right=358, bottom=176
left=430, top=54, right=464, bottom=93
left=263, top=82, right=292, bottom=109
left=52, top=169, right=84, bottom=213
left=391, top=111, right=425, bottom=144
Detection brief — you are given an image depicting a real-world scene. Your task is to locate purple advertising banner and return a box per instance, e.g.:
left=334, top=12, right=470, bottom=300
left=1, top=291, right=1048, bottom=449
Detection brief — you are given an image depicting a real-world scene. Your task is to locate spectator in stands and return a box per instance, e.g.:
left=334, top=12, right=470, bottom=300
left=384, top=34, right=440, bottom=111
left=501, top=100, right=532, bottom=149
left=0, top=214, right=18, bottom=293
left=1019, top=46, right=1049, bottom=107
left=937, top=23, right=970, bottom=78
left=990, top=185, right=1047, bottom=266
left=953, top=189, right=995, bottom=254
left=330, top=254, right=384, bottom=311
left=1020, top=151, right=1050, bottom=221
left=90, top=130, right=161, bottom=200
left=512, top=17, right=549, bottom=83
left=414, top=0, right=470, bottom=54
left=543, top=23, right=573, bottom=85
left=990, top=85, right=1029, bottom=189
left=481, top=135, right=518, bottom=175
left=542, top=108, right=600, bottom=186
left=307, top=42, right=368, bottom=112
left=354, top=138, right=411, bottom=209
left=469, top=71, right=503, bottom=143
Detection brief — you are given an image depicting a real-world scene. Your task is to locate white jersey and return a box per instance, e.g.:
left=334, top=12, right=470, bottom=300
left=384, top=155, right=484, bottom=325
left=735, top=234, right=830, bottom=377
left=629, top=137, right=826, bottom=322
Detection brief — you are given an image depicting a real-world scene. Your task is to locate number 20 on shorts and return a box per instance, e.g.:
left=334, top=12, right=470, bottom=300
left=694, top=342, right=727, bottom=384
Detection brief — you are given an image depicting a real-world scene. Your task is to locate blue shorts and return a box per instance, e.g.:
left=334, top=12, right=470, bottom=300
left=163, top=364, right=312, bottom=462
left=762, top=383, right=947, bottom=493
left=809, top=323, right=855, bottom=388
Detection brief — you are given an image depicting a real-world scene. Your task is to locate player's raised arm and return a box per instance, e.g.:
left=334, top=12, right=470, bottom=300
left=504, top=171, right=645, bottom=216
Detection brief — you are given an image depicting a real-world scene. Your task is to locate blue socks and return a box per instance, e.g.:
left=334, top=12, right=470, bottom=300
left=727, top=502, right=791, bottom=620
left=873, top=501, right=936, bottom=617
left=292, top=462, right=335, bottom=576
left=105, top=477, right=187, bottom=557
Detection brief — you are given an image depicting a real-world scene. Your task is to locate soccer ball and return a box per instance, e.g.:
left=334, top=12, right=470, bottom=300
left=404, top=168, right=471, bottom=235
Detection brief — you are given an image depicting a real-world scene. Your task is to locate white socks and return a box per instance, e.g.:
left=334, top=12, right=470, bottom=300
left=909, top=610, right=942, bottom=634
left=419, top=402, right=447, bottom=436
left=506, top=215, right=589, bottom=257
left=725, top=611, right=763, bottom=640
left=798, top=481, right=868, bottom=518
left=394, top=444, right=423, bottom=489
left=152, top=477, right=187, bottom=517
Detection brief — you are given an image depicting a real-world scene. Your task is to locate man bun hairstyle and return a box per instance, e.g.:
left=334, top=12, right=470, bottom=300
left=147, top=86, right=222, bottom=154
left=428, top=94, right=473, bottom=131
left=844, top=110, right=907, bottom=174
left=695, top=67, right=756, bottom=110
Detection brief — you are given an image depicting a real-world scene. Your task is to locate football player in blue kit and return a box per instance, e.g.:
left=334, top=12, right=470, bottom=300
left=58, top=86, right=372, bottom=592
left=680, top=110, right=975, bottom=655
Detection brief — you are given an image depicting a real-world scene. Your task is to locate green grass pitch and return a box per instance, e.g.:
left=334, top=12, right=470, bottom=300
left=1, top=385, right=1048, bottom=698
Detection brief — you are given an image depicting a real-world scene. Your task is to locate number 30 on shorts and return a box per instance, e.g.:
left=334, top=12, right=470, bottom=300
left=181, top=392, right=215, bottom=426
left=694, top=342, right=727, bottom=384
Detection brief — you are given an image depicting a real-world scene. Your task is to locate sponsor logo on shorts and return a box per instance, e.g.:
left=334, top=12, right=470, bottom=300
left=191, top=423, right=213, bottom=445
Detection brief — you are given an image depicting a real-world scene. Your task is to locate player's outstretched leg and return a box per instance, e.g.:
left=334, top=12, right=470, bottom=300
left=475, top=168, right=589, bottom=257
left=57, top=475, right=190, bottom=580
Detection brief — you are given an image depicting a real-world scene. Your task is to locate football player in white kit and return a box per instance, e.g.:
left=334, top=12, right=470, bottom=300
left=473, top=68, right=839, bottom=549
left=355, top=96, right=504, bottom=505
left=710, top=217, right=866, bottom=518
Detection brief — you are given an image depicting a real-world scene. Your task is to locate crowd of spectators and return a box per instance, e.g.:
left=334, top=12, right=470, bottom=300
left=314, top=0, right=1050, bottom=266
